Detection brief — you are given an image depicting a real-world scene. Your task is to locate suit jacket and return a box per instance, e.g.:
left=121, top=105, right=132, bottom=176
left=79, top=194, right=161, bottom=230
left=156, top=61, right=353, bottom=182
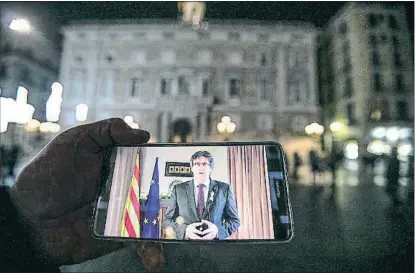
left=163, top=178, right=240, bottom=240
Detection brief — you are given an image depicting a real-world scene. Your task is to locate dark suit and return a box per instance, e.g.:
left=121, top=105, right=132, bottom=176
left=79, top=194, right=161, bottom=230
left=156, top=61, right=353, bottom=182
left=164, top=179, right=240, bottom=239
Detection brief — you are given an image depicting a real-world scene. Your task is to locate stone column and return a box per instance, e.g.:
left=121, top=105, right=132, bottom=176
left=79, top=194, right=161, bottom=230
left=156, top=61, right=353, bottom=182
left=308, top=44, right=317, bottom=109
left=277, top=43, right=287, bottom=111
left=200, top=112, right=206, bottom=141
left=171, top=76, right=178, bottom=97
left=161, top=112, right=169, bottom=142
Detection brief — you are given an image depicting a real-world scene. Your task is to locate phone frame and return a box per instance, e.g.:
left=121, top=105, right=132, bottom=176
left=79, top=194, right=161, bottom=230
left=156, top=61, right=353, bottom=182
left=92, top=141, right=294, bottom=244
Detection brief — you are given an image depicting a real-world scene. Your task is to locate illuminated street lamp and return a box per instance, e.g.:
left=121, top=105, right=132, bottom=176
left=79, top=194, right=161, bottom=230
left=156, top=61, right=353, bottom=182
left=0, top=86, right=35, bottom=133
left=0, top=97, right=15, bottom=133
left=76, top=103, right=89, bottom=122
left=217, top=115, right=236, bottom=141
left=123, top=115, right=139, bottom=129
left=9, top=18, right=31, bottom=33
left=39, top=122, right=61, bottom=134
left=329, top=122, right=342, bottom=133
left=46, top=82, right=63, bottom=122
left=13, top=86, right=35, bottom=125
left=39, top=82, right=64, bottom=134
left=24, top=119, right=41, bottom=133
left=305, top=122, right=324, bottom=136
left=328, top=121, right=344, bottom=153
left=305, top=122, right=324, bottom=149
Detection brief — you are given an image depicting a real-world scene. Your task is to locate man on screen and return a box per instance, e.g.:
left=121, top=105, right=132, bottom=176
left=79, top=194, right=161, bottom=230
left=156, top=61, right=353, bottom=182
left=164, top=151, right=240, bottom=240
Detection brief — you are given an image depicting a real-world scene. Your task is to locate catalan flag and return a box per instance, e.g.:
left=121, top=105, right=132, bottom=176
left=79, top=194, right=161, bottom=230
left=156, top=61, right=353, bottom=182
left=120, top=152, right=141, bottom=237
left=142, top=157, right=160, bottom=239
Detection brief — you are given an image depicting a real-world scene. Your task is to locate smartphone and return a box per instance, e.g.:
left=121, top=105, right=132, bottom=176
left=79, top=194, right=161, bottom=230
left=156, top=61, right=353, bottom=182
left=92, top=142, right=294, bottom=243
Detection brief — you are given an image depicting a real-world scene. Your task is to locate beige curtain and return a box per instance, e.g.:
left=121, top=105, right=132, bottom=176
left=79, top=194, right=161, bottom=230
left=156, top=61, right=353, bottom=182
left=104, top=146, right=139, bottom=236
left=228, top=145, right=274, bottom=239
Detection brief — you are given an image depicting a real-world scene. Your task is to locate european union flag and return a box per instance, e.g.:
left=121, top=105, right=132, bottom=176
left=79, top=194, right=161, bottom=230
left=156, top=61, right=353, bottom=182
left=142, top=157, right=160, bottom=239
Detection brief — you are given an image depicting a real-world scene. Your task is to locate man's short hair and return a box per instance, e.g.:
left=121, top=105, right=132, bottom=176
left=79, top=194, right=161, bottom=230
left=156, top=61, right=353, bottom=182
left=190, top=150, right=214, bottom=168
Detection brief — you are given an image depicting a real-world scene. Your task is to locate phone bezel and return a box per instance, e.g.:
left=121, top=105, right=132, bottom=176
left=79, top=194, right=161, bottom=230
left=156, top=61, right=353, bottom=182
left=92, top=141, right=294, bottom=244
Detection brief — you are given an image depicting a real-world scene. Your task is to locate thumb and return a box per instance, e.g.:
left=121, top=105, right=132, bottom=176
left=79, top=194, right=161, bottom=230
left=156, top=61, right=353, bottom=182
left=75, top=118, right=150, bottom=153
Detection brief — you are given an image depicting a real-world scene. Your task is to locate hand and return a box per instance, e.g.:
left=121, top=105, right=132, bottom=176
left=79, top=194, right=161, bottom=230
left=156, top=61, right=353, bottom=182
left=199, top=220, right=218, bottom=240
left=185, top=222, right=204, bottom=240
left=8, top=118, right=163, bottom=267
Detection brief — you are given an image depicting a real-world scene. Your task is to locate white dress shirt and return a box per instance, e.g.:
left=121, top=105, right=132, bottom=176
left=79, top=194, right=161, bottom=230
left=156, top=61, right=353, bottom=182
left=194, top=177, right=210, bottom=208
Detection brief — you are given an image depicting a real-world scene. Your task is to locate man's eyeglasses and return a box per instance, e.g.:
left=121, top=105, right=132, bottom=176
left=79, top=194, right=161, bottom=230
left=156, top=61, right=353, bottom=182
left=193, top=162, right=209, bottom=167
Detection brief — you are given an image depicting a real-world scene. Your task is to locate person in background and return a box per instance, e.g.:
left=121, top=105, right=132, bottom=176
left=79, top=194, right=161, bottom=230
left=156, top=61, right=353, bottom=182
left=0, top=118, right=164, bottom=271
left=0, top=145, right=6, bottom=185
left=407, top=154, right=414, bottom=199
left=309, top=150, right=320, bottom=185
left=7, top=143, right=21, bottom=178
left=293, top=152, right=303, bottom=180
left=328, top=147, right=343, bottom=189
left=385, top=147, right=401, bottom=206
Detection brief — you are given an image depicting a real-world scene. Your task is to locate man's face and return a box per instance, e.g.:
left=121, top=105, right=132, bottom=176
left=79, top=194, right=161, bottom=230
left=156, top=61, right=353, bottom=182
left=191, top=156, right=212, bottom=183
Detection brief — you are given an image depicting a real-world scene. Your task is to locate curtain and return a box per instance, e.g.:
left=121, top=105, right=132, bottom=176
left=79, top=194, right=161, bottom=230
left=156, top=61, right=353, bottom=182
left=104, top=147, right=139, bottom=236
left=228, top=145, right=274, bottom=239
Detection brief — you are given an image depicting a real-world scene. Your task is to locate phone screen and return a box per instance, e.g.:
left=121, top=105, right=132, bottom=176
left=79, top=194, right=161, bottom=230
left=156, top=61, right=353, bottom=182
left=93, top=142, right=293, bottom=242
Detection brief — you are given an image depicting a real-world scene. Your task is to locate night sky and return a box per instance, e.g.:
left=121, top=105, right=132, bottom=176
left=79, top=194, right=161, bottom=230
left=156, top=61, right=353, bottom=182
left=4, top=1, right=414, bottom=30
left=47, top=1, right=346, bottom=26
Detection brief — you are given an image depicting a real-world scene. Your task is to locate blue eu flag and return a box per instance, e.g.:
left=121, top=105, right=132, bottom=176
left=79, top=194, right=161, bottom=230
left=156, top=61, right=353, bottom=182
left=142, top=157, right=160, bottom=238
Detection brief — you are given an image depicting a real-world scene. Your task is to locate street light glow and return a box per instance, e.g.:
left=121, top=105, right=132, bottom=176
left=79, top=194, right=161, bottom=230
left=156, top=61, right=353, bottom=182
left=123, top=115, right=139, bottom=129
left=226, top=122, right=236, bottom=133
left=371, top=127, right=386, bottom=139
left=367, top=140, right=391, bottom=155
left=76, top=103, right=88, bottom=122
left=51, top=82, right=63, bottom=96
left=16, top=86, right=28, bottom=105
left=24, top=119, right=41, bottom=132
left=221, top=116, right=231, bottom=125
left=329, top=122, right=342, bottom=133
left=344, top=141, right=359, bottom=160
left=0, top=98, right=14, bottom=133
left=1, top=89, right=34, bottom=130
left=46, top=83, right=63, bottom=122
left=217, top=116, right=237, bottom=139
left=9, top=18, right=31, bottom=33
left=305, top=122, right=324, bottom=135
left=39, top=122, right=61, bottom=133
left=217, top=122, right=226, bottom=133
left=14, top=102, right=35, bottom=124
left=124, top=115, right=134, bottom=124
left=130, top=122, right=139, bottom=129
left=386, top=127, right=400, bottom=142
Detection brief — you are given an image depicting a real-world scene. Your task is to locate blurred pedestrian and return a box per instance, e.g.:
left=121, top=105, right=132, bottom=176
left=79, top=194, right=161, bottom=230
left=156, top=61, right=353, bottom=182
left=284, top=152, right=290, bottom=177
left=407, top=154, right=414, bottom=199
left=6, top=144, right=21, bottom=179
left=309, top=150, right=319, bottom=185
left=293, top=152, right=303, bottom=180
left=0, top=145, right=6, bottom=185
left=362, top=153, right=376, bottom=174
left=328, top=148, right=343, bottom=188
left=385, top=147, right=401, bottom=206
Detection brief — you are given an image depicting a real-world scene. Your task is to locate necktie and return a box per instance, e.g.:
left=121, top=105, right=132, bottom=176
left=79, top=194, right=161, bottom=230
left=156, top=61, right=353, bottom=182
left=197, top=184, right=206, bottom=219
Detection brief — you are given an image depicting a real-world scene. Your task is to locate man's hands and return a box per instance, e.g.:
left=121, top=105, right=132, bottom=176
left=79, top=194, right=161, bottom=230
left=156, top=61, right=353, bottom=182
left=185, top=220, right=218, bottom=240
left=199, top=220, right=219, bottom=240
left=8, top=118, right=164, bottom=269
left=185, top=222, right=205, bottom=239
